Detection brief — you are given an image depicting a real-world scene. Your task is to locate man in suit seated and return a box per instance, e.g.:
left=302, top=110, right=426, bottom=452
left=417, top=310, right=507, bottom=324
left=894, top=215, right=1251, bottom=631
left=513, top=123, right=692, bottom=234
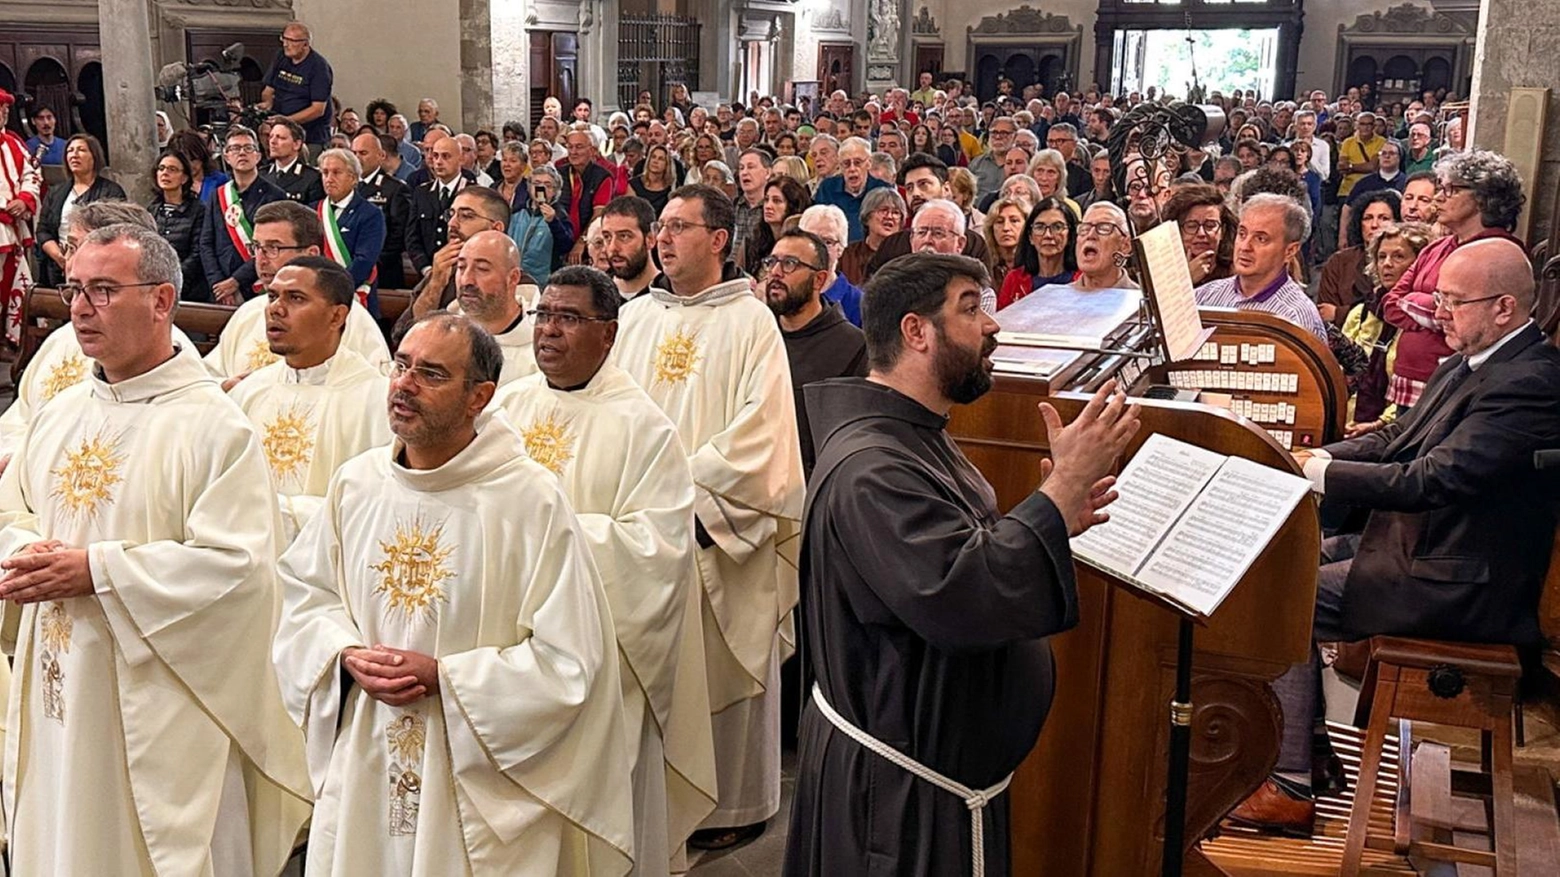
left=314, top=147, right=386, bottom=317
left=264, top=119, right=325, bottom=204
left=1232, top=238, right=1560, bottom=834
left=352, top=131, right=411, bottom=289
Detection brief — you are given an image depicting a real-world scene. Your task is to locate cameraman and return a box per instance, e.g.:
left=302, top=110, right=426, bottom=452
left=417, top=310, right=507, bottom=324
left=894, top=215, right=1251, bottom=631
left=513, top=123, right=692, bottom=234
left=508, top=164, right=574, bottom=288
left=257, top=21, right=332, bottom=155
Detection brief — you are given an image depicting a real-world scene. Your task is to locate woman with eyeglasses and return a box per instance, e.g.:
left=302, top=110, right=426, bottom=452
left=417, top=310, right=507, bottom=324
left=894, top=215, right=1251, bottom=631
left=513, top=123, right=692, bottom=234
left=1160, top=183, right=1235, bottom=286
left=839, top=186, right=905, bottom=287
left=998, top=196, right=1078, bottom=309
left=1069, top=201, right=1139, bottom=291
left=147, top=149, right=210, bottom=302
left=1379, top=150, right=1526, bottom=414
left=35, top=134, right=126, bottom=288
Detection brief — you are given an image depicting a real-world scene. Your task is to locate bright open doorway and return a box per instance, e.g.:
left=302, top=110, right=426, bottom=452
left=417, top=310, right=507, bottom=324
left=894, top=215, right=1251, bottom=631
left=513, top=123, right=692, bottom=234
left=1111, top=28, right=1278, bottom=100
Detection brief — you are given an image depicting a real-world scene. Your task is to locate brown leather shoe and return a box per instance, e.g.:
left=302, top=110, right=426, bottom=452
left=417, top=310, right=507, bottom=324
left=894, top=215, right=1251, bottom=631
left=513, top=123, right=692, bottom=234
left=1227, top=779, right=1316, bottom=838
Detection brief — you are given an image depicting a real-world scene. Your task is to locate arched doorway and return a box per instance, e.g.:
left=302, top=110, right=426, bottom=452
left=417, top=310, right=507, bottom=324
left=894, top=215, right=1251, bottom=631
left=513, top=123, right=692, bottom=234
left=24, top=57, right=72, bottom=137
left=77, top=62, right=107, bottom=157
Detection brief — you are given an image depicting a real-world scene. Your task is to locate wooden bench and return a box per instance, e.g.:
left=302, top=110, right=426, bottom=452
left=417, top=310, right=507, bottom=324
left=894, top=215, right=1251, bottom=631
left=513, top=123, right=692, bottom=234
left=14, top=288, right=238, bottom=379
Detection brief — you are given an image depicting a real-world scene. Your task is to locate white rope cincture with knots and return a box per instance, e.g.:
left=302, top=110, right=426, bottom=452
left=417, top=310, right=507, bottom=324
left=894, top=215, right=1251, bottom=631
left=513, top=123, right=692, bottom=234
left=811, top=684, right=1014, bottom=877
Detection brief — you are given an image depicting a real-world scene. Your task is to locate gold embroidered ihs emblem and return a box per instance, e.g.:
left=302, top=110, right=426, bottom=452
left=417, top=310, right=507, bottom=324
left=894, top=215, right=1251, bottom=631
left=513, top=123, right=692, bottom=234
left=246, top=339, right=280, bottom=373
left=386, top=713, right=427, bottom=836
left=652, top=326, right=701, bottom=385
left=262, top=404, right=315, bottom=483
left=369, top=517, right=455, bottom=622
left=41, top=354, right=87, bottom=401
left=520, top=413, right=575, bottom=476
left=50, top=428, right=126, bottom=519
left=39, top=602, right=72, bottom=723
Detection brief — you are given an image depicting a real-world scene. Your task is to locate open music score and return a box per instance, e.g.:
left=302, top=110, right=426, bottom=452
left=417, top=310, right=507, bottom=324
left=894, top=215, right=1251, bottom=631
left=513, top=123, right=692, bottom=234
left=1072, top=434, right=1312, bottom=618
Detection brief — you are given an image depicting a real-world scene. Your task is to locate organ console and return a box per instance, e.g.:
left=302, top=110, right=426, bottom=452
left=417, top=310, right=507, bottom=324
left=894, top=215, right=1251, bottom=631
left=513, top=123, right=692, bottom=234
left=950, top=285, right=1340, bottom=875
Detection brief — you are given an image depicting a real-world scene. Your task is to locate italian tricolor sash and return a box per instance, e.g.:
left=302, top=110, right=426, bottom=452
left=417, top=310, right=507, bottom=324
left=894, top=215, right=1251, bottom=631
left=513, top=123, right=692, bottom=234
left=318, top=200, right=375, bottom=307
left=217, top=180, right=254, bottom=261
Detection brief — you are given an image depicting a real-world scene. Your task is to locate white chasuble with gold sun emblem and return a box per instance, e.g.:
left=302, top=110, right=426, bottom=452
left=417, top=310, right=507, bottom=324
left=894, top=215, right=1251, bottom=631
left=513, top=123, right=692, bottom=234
left=274, top=412, right=636, bottom=876
left=203, top=292, right=392, bottom=379
left=0, top=324, right=199, bottom=459
left=492, top=364, right=721, bottom=861
left=229, top=350, right=391, bottom=545
left=610, top=280, right=805, bottom=712
left=0, top=351, right=311, bottom=876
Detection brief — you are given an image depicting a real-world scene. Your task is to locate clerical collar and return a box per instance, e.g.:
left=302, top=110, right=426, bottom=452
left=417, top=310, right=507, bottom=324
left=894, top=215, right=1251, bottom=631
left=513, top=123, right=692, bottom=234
left=648, top=276, right=751, bottom=308
left=1235, top=272, right=1289, bottom=303
left=283, top=354, right=335, bottom=386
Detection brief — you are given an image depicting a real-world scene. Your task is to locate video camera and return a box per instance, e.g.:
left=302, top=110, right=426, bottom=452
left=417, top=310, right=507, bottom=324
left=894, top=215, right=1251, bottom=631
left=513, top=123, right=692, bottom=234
left=155, top=43, right=267, bottom=136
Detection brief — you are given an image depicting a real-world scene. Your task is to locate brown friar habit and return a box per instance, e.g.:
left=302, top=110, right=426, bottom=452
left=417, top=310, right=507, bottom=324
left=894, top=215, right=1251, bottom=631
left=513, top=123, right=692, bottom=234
left=783, top=377, right=1079, bottom=877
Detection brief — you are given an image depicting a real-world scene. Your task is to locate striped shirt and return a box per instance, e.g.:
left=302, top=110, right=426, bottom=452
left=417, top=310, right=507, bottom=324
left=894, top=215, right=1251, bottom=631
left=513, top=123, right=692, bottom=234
left=1194, top=274, right=1329, bottom=342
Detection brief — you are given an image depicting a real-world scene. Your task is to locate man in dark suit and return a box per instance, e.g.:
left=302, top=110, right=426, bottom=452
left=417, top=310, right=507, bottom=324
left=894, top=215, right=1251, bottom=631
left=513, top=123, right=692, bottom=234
left=315, top=147, right=387, bottom=317
left=198, top=126, right=286, bottom=304
left=405, top=133, right=470, bottom=276
left=353, top=131, right=411, bottom=288
left=262, top=119, right=325, bottom=204
left=1233, top=238, right=1560, bottom=833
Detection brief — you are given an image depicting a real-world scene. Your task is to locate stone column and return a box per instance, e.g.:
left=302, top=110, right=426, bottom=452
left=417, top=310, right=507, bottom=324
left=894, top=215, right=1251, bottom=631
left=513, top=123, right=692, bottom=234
left=864, top=0, right=904, bottom=94
left=490, top=0, right=528, bottom=129
left=578, top=0, right=623, bottom=115
left=98, top=0, right=158, bottom=202
left=460, top=0, right=495, bottom=131
left=1469, top=0, right=1560, bottom=244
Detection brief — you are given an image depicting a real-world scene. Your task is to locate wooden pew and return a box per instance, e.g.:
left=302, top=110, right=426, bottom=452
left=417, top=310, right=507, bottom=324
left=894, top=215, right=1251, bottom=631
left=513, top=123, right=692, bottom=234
left=947, top=309, right=1347, bottom=875
left=15, top=288, right=237, bottom=379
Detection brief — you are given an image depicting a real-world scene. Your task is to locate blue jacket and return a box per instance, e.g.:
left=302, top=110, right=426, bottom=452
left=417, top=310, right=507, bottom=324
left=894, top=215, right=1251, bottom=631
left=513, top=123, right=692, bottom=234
left=197, top=174, right=286, bottom=299
left=813, top=175, right=893, bottom=243
left=317, top=195, right=387, bottom=317
left=508, top=205, right=575, bottom=289
left=823, top=273, right=864, bottom=327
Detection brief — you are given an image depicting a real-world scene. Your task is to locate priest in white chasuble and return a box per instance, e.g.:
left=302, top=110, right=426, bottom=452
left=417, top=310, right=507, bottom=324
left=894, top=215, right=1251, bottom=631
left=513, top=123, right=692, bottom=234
left=206, top=200, right=390, bottom=382
left=611, top=185, right=805, bottom=848
left=274, top=312, right=635, bottom=876
left=0, top=201, right=198, bottom=470
left=0, top=224, right=311, bottom=876
left=492, top=266, right=718, bottom=876
left=432, top=229, right=539, bottom=387
left=229, top=256, right=392, bottom=543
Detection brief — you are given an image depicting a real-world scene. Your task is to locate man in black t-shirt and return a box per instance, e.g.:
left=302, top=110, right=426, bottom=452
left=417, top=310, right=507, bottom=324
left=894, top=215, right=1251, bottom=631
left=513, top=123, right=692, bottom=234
left=259, top=21, right=333, bottom=148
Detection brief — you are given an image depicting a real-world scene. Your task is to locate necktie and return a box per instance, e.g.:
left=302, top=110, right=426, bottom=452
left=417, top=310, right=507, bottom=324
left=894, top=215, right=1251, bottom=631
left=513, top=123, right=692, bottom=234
left=438, top=184, right=453, bottom=210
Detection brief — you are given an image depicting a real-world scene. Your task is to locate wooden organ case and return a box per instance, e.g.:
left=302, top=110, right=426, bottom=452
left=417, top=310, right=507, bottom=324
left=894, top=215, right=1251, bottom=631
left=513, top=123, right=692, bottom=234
left=948, top=289, right=1347, bottom=875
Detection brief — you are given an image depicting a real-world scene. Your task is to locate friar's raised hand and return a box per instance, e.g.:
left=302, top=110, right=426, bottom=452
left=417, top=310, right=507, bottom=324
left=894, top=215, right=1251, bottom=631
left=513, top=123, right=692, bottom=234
left=1037, top=380, right=1141, bottom=536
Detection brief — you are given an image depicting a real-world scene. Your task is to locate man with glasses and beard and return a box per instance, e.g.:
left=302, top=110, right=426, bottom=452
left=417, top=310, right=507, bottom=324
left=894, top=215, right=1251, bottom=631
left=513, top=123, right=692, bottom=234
left=601, top=195, right=660, bottom=301
left=764, top=230, right=867, bottom=475
left=784, top=252, right=1139, bottom=877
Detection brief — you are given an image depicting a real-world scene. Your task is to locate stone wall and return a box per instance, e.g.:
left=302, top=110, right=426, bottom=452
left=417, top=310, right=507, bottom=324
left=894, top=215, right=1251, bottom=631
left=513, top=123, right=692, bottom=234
left=1469, top=0, right=1560, bottom=246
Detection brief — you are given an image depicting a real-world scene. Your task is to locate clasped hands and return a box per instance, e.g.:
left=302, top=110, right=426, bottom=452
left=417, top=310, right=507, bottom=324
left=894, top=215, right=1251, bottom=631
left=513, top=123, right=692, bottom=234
left=1038, top=380, right=1142, bottom=536
left=343, top=645, right=440, bottom=706
left=0, top=540, right=93, bottom=603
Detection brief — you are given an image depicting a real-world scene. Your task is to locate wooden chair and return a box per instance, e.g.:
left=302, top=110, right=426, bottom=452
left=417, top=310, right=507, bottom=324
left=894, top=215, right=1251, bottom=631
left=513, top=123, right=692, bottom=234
left=1342, top=636, right=1523, bottom=875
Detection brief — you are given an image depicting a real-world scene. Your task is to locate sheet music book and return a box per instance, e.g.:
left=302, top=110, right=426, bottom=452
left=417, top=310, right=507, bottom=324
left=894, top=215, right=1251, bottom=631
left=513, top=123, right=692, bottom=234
left=989, top=344, right=1080, bottom=378
left=1134, top=223, right=1216, bottom=362
left=1070, top=433, right=1312, bottom=618
left=995, top=285, right=1143, bottom=348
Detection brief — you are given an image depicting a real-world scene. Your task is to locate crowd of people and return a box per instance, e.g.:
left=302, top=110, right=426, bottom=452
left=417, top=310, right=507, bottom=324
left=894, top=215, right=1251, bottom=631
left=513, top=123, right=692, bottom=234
left=0, top=14, right=1555, bottom=877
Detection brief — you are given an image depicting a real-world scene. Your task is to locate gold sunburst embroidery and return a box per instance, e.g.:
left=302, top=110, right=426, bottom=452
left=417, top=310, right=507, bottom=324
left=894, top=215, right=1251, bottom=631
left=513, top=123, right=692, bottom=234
left=49, top=429, right=126, bottom=519
left=262, top=404, right=315, bottom=483
left=245, top=339, right=280, bottom=373
left=653, top=326, right=701, bottom=385
left=520, top=413, right=575, bottom=476
left=369, top=516, right=455, bottom=622
left=41, top=354, right=87, bottom=401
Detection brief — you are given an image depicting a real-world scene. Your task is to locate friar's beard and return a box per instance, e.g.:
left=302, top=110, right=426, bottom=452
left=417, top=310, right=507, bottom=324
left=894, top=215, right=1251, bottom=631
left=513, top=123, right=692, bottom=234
left=935, top=326, right=998, bottom=404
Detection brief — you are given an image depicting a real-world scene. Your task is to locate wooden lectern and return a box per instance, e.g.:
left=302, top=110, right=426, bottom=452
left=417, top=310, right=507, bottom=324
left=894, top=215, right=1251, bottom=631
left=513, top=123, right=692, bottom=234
left=949, top=312, right=1333, bottom=875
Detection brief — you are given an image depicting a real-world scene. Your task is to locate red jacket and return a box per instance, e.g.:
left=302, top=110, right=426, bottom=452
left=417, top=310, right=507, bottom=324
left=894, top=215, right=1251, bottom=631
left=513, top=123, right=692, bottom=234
left=1382, top=228, right=1523, bottom=382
